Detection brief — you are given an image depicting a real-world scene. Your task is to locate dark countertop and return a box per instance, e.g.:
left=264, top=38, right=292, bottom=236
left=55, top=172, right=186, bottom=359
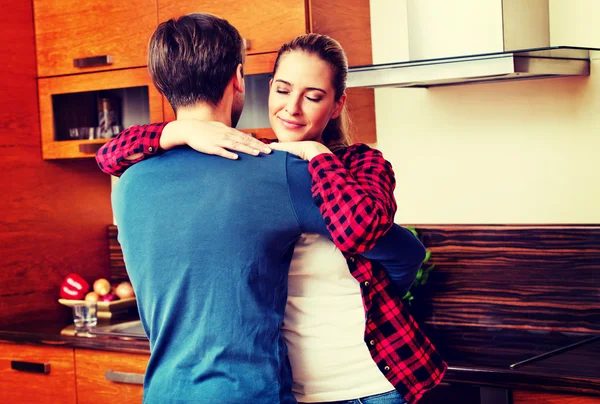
left=422, top=324, right=600, bottom=396
left=0, top=316, right=150, bottom=355
left=1, top=320, right=598, bottom=396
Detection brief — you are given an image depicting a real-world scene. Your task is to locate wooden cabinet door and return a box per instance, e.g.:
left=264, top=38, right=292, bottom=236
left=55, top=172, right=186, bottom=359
left=33, top=0, right=158, bottom=77
left=75, top=349, right=149, bottom=404
left=158, top=0, right=306, bottom=56
left=0, top=343, right=77, bottom=404
left=38, top=68, right=164, bottom=160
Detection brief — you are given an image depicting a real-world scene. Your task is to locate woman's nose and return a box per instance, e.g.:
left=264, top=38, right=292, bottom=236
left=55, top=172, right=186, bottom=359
left=284, top=96, right=301, bottom=116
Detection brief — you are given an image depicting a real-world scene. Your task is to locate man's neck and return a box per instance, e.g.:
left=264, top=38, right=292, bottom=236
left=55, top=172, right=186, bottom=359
left=176, top=103, right=232, bottom=126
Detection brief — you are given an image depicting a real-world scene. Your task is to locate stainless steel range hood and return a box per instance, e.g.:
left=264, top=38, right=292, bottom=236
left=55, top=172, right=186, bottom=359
left=347, top=47, right=598, bottom=89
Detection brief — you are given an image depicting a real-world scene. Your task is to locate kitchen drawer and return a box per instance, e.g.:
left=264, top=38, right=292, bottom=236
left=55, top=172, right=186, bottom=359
left=158, top=0, right=307, bottom=56
left=0, top=342, right=77, bottom=404
left=75, top=349, right=149, bottom=404
left=33, top=0, right=158, bottom=77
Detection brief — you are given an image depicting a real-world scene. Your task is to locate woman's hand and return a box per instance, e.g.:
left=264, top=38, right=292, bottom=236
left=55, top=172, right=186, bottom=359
left=160, top=120, right=272, bottom=159
left=269, top=141, right=332, bottom=161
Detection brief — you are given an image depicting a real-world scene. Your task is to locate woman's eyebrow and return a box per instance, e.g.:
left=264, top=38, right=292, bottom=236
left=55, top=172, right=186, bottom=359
left=275, top=79, right=327, bottom=94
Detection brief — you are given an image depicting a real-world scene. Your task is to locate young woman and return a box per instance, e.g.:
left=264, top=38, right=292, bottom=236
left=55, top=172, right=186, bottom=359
left=97, top=34, right=446, bottom=404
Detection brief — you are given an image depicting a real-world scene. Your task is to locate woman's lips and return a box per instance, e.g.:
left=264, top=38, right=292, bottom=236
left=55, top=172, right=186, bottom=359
left=278, top=116, right=305, bottom=130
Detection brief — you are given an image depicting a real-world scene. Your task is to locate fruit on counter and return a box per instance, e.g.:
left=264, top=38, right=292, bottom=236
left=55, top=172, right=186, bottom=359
left=84, top=291, right=99, bottom=303
left=115, top=282, right=135, bottom=299
left=93, top=278, right=111, bottom=296
left=59, top=273, right=90, bottom=300
left=99, top=292, right=117, bottom=302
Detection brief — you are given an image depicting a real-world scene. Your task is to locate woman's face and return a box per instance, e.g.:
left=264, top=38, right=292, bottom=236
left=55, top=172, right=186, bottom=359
left=268, top=51, right=345, bottom=143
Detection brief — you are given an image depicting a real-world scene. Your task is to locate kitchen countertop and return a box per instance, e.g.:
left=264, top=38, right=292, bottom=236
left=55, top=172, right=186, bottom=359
left=1, top=320, right=598, bottom=396
left=422, top=325, right=600, bottom=396
left=0, top=315, right=150, bottom=355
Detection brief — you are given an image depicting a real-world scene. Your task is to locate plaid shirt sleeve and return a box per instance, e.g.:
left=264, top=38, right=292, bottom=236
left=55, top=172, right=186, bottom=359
left=308, top=143, right=397, bottom=255
left=95, top=123, right=168, bottom=177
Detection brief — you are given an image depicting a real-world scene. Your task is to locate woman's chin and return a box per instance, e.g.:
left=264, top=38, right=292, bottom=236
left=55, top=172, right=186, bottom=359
left=274, top=127, right=304, bottom=142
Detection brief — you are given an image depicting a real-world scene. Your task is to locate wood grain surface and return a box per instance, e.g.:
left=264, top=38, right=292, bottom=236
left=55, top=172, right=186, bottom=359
left=513, top=390, right=600, bottom=404
left=412, top=225, right=600, bottom=334
left=158, top=0, right=307, bottom=56
left=0, top=0, right=113, bottom=328
left=0, top=343, right=76, bottom=404
left=75, top=349, right=148, bottom=404
left=33, top=0, right=158, bottom=77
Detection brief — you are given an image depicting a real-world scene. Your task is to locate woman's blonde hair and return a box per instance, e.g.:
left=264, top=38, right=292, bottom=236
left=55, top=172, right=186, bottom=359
left=273, top=34, right=353, bottom=152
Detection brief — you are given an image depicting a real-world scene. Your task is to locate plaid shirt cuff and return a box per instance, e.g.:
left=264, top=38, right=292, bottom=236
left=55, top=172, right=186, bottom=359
left=96, top=122, right=167, bottom=177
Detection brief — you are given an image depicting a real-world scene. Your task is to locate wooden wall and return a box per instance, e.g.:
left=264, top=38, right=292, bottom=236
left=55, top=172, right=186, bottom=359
left=413, top=225, right=600, bottom=334
left=0, top=1, right=113, bottom=327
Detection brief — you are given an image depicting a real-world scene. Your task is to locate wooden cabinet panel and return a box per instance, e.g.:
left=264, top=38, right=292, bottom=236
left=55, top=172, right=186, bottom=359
left=75, top=349, right=149, bottom=404
left=33, top=0, right=158, bottom=77
left=38, top=68, right=164, bottom=159
left=0, top=343, right=76, bottom=404
left=513, top=390, right=600, bottom=404
left=346, top=88, right=376, bottom=145
left=158, top=0, right=306, bottom=56
left=310, top=0, right=372, bottom=67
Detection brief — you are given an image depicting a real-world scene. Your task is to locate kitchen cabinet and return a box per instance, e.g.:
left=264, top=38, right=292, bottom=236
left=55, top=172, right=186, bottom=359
left=75, top=349, right=149, bottom=404
left=158, top=0, right=372, bottom=71
left=38, top=68, right=164, bottom=160
left=0, top=342, right=77, bottom=404
left=33, top=0, right=158, bottom=77
left=159, top=0, right=305, bottom=57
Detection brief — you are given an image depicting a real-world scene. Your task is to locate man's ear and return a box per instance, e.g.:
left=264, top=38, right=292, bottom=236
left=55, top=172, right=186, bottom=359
left=331, top=93, right=347, bottom=119
left=233, top=64, right=245, bottom=93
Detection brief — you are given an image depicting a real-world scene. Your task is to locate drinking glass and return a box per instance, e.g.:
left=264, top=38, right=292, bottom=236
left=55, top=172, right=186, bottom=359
left=72, top=302, right=98, bottom=332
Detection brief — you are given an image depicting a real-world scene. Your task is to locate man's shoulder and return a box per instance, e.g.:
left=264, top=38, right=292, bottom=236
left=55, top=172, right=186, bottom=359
left=118, top=148, right=306, bottom=188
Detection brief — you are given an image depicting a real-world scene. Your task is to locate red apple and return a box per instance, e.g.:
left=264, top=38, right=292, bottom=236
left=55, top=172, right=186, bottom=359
left=99, top=292, right=117, bottom=302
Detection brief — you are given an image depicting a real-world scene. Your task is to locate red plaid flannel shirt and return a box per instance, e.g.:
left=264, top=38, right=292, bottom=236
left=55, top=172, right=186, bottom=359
left=96, top=124, right=447, bottom=403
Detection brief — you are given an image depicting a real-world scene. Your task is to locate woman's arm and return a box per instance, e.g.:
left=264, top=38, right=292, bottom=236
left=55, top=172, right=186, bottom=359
left=270, top=141, right=397, bottom=256
left=309, top=144, right=397, bottom=255
left=361, top=224, right=426, bottom=294
left=96, top=121, right=272, bottom=177
left=96, top=123, right=168, bottom=177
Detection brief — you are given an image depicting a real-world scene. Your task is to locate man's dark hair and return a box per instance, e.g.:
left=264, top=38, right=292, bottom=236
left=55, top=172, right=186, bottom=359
left=148, top=13, right=244, bottom=113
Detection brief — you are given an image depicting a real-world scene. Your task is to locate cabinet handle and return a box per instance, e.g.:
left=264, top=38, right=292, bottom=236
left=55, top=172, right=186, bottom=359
left=105, top=370, right=144, bottom=385
left=11, top=360, right=51, bottom=374
left=73, top=55, right=113, bottom=68
left=243, top=38, right=251, bottom=50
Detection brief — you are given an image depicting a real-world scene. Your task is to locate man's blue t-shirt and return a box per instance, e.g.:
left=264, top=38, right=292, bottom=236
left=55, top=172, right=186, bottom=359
left=112, top=148, right=329, bottom=404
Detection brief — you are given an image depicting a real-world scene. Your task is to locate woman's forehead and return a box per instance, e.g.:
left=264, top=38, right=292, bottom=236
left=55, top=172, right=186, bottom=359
left=275, top=51, right=334, bottom=87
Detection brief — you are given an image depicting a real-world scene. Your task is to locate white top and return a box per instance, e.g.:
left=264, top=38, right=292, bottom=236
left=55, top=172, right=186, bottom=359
left=283, top=234, right=395, bottom=402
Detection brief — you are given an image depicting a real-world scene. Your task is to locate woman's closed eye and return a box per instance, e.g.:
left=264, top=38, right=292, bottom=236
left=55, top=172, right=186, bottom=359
left=306, top=95, right=322, bottom=102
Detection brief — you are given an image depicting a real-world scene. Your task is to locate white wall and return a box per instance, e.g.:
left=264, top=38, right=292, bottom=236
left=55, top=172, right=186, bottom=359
left=371, top=1, right=600, bottom=223
left=406, top=0, right=504, bottom=60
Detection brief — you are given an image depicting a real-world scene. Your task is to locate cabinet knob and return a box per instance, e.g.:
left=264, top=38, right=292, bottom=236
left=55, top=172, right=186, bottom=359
left=243, top=39, right=251, bottom=51
left=73, top=55, right=113, bottom=68
left=105, top=370, right=144, bottom=385
left=11, top=360, right=51, bottom=374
